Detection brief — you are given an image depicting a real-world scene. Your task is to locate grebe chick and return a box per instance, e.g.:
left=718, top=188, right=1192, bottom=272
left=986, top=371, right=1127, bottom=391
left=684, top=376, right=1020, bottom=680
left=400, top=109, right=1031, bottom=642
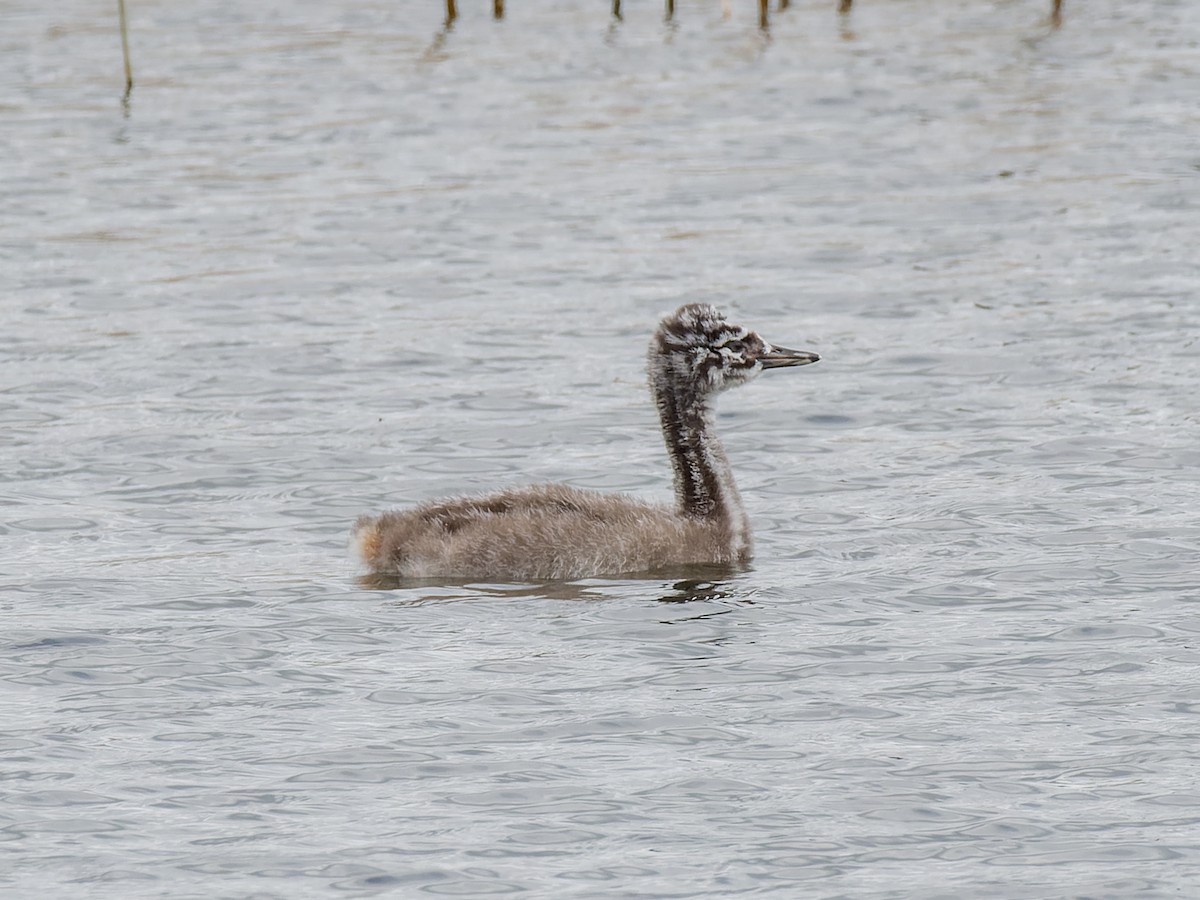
left=353, top=303, right=819, bottom=582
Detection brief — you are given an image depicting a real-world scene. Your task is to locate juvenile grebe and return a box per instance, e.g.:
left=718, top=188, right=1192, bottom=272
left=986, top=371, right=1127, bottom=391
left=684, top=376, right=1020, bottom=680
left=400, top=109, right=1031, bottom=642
left=353, top=304, right=819, bottom=582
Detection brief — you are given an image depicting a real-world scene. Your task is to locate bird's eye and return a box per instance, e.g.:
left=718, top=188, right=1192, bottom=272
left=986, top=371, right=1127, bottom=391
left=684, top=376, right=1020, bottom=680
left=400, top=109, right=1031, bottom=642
left=724, top=340, right=745, bottom=355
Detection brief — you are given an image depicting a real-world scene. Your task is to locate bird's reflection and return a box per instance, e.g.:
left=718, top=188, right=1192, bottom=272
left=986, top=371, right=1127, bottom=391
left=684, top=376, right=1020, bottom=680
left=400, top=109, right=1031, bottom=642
left=359, top=568, right=744, bottom=606
left=655, top=577, right=740, bottom=604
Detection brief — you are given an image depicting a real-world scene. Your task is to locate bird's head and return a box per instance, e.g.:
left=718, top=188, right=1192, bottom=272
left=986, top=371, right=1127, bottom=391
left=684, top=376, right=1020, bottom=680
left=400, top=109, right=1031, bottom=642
left=650, top=303, right=819, bottom=396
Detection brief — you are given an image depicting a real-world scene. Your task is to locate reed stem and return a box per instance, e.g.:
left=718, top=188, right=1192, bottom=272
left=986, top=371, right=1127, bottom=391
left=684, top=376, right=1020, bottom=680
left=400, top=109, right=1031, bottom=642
left=117, top=0, right=132, bottom=97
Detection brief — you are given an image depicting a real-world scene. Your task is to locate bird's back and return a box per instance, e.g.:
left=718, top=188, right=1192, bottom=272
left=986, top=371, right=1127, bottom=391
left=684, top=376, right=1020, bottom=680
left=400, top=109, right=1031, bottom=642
left=353, top=483, right=740, bottom=582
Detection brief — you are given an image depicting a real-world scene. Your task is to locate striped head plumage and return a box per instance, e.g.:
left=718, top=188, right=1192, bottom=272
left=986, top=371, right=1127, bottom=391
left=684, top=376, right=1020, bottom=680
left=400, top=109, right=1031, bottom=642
left=650, top=303, right=819, bottom=395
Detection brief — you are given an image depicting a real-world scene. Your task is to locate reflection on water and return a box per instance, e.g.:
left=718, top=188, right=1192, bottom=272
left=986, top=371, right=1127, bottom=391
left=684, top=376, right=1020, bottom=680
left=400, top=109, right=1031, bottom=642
left=655, top=576, right=742, bottom=604
left=359, top=569, right=742, bottom=604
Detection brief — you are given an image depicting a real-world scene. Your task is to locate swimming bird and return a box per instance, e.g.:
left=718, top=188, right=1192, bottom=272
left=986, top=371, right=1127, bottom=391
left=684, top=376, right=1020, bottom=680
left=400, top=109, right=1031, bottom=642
left=353, top=303, right=819, bottom=582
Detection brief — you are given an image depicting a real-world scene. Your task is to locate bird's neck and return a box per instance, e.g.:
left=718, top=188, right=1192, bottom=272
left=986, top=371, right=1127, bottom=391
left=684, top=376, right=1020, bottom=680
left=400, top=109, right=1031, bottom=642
left=650, top=365, right=751, bottom=558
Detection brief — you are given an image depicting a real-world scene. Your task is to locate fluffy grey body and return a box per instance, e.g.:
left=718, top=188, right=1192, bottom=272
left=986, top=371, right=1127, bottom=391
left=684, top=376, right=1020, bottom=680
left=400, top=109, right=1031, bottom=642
left=353, top=303, right=819, bottom=582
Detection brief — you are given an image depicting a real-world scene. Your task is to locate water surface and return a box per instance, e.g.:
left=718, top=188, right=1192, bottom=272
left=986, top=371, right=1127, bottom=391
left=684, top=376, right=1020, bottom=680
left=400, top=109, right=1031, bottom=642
left=3, top=0, right=1199, bottom=896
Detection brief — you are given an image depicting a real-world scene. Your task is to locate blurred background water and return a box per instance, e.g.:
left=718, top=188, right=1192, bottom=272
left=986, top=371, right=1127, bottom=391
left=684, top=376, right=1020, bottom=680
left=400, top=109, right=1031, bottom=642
left=3, top=0, right=1199, bottom=896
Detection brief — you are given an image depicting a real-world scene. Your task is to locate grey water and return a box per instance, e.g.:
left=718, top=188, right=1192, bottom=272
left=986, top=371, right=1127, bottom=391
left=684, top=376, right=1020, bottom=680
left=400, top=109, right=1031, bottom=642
left=3, top=0, right=1200, bottom=896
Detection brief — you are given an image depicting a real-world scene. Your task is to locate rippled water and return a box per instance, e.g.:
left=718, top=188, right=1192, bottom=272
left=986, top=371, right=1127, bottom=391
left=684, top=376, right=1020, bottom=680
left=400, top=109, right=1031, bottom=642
left=4, top=0, right=1200, bottom=896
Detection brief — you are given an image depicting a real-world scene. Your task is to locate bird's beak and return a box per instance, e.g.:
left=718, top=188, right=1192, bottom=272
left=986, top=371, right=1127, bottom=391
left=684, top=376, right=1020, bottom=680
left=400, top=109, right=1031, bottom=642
left=760, top=343, right=820, bottom=369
